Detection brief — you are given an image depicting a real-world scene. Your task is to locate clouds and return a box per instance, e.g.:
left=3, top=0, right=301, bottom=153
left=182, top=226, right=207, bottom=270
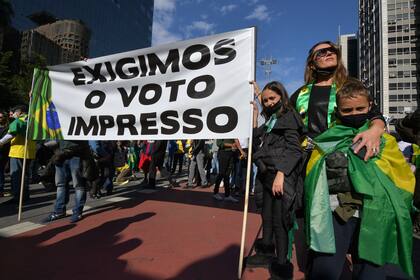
left=246, top=4, right=270, bottom=21
left=220, top=4, right=237, bottom=15
left=152, top=0, right=181, bottom=45
left=185, top=21, right=215, bottom=38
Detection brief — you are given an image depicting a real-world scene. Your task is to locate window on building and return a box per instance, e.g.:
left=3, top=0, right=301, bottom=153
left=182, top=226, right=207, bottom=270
left=389, top=83, right=397, bottom=90
left=389, top=95, right=397, bottom=101
left=389, top=58, right=397, bottom=66
left=389, top=106, right=398, bottom=113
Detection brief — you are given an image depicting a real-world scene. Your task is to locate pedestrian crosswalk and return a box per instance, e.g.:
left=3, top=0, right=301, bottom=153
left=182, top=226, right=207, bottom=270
left=0, top=221, right=44, bottom=237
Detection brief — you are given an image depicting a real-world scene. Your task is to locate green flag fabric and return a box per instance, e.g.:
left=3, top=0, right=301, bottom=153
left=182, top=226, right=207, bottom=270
left=305, top=123, right=415, bottom=276
left=28, top=68, right=63, bottom=140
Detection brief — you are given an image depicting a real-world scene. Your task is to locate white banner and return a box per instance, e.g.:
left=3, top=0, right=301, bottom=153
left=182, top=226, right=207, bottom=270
left=30, top=28, right=255, bottom=140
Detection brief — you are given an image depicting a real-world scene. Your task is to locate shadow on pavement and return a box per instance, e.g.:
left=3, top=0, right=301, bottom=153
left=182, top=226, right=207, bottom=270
left=0, top=212, right=157, bottom=280
left=168, top=245, right=240, bottom=280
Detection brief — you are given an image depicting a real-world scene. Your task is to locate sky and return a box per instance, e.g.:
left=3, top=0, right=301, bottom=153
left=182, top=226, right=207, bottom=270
left=152, top=0, right=358, bottom=94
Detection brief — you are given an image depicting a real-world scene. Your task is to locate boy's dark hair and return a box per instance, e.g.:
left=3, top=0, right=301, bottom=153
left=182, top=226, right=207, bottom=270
left=336, top=78, right=372, bottom=106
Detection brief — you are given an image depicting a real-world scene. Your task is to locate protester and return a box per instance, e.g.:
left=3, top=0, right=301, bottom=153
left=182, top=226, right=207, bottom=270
left=0, top=111, right=10, bottom=197
left=209, top=139, right=219, bottom=176
left=146, top=140, right=176, bottom=189
left=213, top=139, right=239, bottom=202
left=165, top=140, right=177, bottom=172
left=396, top=108, right=420, bottom=239
left=88, top=140, right=114, bottom=198
left=186, top=139, right=208, bottom=188
left=233, top=138, right=248, bottom=195
left=287, top=41, right=386, bottom=272
left=127, top=140, right=140, bottom=175
left=171, top=140, right=185, bottom=174
left=113, top=141, right=131, bottom=185
left=43, top=140, right=92, bottom=223
left=306, top=78, right=415, bottom=279
left=138, top=140, right=153, bottom=186
left=0, top=105, right=36, bottom=203
left=245, top=81, right=303, bottom=279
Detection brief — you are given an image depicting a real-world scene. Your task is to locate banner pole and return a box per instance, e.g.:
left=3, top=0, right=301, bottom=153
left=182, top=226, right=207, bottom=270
left=238, top=26, right=257, bottom=279
left=17, top=97, right=33, bottom=222
left=18, top=75, right=36, bottom=222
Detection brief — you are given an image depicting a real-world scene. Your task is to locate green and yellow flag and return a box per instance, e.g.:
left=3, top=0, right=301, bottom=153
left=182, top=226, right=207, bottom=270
left=28, top=68, right=63, bottom=140
left=305, top=123, right=415, bottom=276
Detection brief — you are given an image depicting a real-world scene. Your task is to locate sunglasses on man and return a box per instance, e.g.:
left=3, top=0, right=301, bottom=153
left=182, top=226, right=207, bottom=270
left=313, top=46, right=338, bottom=59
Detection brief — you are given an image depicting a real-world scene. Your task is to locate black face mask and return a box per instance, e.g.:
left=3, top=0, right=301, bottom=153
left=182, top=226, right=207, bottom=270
left=335, top=111, right=373, bottom=129
left=314, top=65, right=337, bottom=76
left=263, top=101, right=283, bottom=117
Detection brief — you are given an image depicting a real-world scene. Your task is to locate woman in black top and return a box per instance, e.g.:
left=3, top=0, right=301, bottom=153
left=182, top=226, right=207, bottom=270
left=247, top=81, right=303, bottom=279
left=290, top=41, right=385, bottom=155
left=289, top=41, right=386, bottom=276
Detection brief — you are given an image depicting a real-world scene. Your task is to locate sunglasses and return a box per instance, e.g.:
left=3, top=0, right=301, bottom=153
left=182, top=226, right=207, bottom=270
left=313, top=46, right=338, bottom=59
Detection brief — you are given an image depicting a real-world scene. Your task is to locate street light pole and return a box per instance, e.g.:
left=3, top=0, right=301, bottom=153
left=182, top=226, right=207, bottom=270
left=260, top=56, right=277, bottom=81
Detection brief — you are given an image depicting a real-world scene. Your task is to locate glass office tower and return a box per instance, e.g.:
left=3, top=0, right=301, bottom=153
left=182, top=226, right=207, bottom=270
left=11, top=0, right=154, bottom=58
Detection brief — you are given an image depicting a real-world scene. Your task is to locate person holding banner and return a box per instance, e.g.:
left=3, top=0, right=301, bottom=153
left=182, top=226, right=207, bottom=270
left=0, top=105, right=36, bottom=203
left=247, top=81, right=303, bottom=279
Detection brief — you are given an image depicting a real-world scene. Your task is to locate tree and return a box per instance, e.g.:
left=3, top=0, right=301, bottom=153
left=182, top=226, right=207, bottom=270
left=0, top=0, right=14, bottom=28
left=0, top=51, right=47, bottom=110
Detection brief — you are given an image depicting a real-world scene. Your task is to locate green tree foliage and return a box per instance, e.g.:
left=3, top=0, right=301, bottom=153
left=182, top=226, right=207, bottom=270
left=0, top=51, right=47, bottom=110
left=0, top=0, right=14, bottom=28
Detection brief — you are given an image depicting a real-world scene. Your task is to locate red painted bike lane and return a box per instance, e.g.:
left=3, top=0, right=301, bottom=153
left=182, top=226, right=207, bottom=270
left=0, top=186, right=304, bottom=280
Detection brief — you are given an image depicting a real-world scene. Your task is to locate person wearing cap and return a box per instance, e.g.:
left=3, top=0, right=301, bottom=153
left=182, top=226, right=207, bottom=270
left=0, top=105, right=36, bottom=203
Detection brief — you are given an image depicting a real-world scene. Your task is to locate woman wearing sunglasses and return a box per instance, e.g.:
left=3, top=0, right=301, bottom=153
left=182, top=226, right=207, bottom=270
left=290, top=41, right=386, bottom=277
left=291, top=41, right=385, bottom=153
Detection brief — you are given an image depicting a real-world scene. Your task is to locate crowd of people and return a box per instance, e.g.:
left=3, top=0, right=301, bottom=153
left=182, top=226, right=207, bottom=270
left=0, top=40, right=419, bottom=279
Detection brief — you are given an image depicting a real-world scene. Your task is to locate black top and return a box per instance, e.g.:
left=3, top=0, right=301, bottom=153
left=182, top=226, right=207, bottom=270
left=191, top=140, right=205, bottom=156
left=253, top=109, right=303, bottom=176
left=291, top=85, right=385, bottom=139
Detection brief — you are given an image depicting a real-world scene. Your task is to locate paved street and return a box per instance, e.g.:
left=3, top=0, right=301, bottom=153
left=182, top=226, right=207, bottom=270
left=0, top=173, right=286, bottom=279
left=0, top=174, right=418, bottom=279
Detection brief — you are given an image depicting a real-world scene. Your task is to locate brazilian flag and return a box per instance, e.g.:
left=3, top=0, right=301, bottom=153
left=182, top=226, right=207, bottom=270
left=28, top=68, right=63, bottom=140
left=305, top=123, right=415, bottom=276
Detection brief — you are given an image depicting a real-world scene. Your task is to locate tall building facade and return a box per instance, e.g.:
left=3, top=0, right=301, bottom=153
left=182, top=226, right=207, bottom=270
left=359, top=0, right=419, bottom=125
left=339, top=34, right=359, bottom=78
left=11, top=0, right=154, bottom=58
left=21, top=17, right=90, bottom=65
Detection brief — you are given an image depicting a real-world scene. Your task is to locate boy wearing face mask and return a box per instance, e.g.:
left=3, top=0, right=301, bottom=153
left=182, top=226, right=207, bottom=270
left=0, top=105, right=36, bottom=203
left=306, top=78, right=415, bottom=279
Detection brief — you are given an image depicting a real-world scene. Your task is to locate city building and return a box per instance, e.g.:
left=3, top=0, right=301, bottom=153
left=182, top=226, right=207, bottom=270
left=11, top=0, right=154, bottom=59
left=20, top=12, right=90, bottom=65
left=359, top=0, right=419, bottom=125
left=339, top=34, right=359, bottom=78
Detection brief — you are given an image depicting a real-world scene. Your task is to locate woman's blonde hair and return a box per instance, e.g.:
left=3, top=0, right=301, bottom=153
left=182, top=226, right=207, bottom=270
left=304, top=41, right=348, bottom=89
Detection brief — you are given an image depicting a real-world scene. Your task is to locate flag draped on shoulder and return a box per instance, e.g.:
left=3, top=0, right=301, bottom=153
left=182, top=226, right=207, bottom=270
left=305, top=123, right=415, bottom=276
